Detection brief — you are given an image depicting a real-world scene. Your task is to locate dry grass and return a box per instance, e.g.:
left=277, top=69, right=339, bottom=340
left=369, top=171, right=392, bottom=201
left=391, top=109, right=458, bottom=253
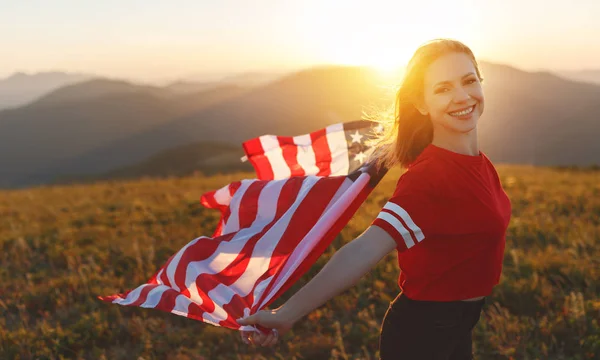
left=1, top=166, right=599, bottom=359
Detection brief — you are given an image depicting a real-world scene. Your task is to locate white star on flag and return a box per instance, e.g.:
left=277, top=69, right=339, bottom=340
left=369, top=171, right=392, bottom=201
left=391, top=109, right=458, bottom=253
left=374, top=124, right=384, bottom=133
left=353, top=151, right=367, bottom=163
left=350, top=130, right=363, bottom=144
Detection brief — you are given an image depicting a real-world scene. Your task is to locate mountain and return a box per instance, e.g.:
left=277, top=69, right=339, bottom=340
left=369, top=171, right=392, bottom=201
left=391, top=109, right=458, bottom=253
left=477, top=63, right=600, bottom=166
left=51, top=141, right=253, bottom=185
left=65, top=63, right=600, bottom=182
left=163, top=71, right=286, bottom=95
left=36, top=66, right=391, bottom=186
left=30, top=78, right=168, bottom=107
left=218, top=71, right=287, bottom=86
left=184, top=70, right=286, bottom=86
left=164, top=81, right=218, bottom=95
left=0, top=80, right=249, bottom=187
left=555, top=69, right=600, bottom=85
left=0, top=71, right=93, bottom=110
left=1, top=63, right=599, bottom=189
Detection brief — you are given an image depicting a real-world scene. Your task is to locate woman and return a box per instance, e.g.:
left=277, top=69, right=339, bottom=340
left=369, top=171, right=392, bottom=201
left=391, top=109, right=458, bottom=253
left=237, top=38, right=512, bottom=359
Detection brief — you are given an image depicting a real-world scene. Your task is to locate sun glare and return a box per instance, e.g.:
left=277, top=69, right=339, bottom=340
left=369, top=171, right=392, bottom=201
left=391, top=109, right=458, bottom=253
left=326, top=43, right=408, bottom=83
left=307, top=2, right=480, bottom=82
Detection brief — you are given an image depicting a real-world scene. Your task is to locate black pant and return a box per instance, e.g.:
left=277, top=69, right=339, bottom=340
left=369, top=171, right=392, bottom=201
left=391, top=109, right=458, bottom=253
left=379, top=292, right=486, bottom=360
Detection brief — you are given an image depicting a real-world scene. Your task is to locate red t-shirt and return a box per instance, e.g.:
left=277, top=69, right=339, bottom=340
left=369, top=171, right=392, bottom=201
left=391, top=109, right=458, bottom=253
left=371, top=143, right=512, bottom=301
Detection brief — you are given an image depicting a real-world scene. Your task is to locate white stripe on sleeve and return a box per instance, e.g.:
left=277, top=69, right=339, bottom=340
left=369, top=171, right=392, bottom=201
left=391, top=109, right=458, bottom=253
left=376, top=211, right=416, bottom=249
left=383, top=202, right=425, bottom=242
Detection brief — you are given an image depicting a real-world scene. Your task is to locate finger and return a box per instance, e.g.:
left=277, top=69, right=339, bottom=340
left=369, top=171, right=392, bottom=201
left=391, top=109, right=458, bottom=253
left=240, top=332, right=250, bottom=345
left=260, top=332, right=274, bottom=347
left=266, top=331, right=279, bottom=347
left=252, top=332, right=266, bottom=345
left=247, top=332, right=257, bottom=346
left=237, top=314, right=255, bottom=325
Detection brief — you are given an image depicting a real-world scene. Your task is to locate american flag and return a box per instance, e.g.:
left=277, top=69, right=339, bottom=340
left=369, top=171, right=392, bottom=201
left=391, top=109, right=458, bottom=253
left=241, top=120, right=385, bottom=180
left=99, top=120, right=388, bottom=333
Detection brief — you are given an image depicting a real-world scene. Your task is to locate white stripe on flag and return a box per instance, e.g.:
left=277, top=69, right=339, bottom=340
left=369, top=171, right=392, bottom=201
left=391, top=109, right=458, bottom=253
left=113, top=283, right=152, bottom=305
left=202, top=180, right=287, bottom=302
left=293, top=134, right=319, bottom=176
left=170, top=294, right=194, bottom=318
left=202, top=303, right=229, bottom=325
left=202, top=177, right=321, bottom=323
left=164, top=236, right=204, bottom=291
left=383, top=202, right=425, bottom=242
left=376, top=211, right=416, bottom=249
left=326, top=123, right=350, bottom=176
left=260, top=135, right=291, bottom=180
left=140, top=286, right=167, bottom=308
left=255, top=170, right=371, bottom=310
left=222, top=179, right=255, bottom=235
left=214, top=184, right=234, bottom=206
left=322, top=176, right=353, bottom=214
left=185, top=179, right=286, bottom=305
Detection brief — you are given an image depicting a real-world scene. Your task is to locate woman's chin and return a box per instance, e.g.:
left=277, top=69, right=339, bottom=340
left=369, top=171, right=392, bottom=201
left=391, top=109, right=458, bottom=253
left=446, top=117, right=478, bottom=133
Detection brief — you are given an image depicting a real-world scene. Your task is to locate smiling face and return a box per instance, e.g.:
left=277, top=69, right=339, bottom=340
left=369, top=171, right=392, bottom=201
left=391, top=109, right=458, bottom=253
left=417, top=52, right=484, bottom=134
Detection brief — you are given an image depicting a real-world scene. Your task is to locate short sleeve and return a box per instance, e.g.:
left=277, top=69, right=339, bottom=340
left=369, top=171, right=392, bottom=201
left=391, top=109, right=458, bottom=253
left=370, top=168, right=439, bottom=252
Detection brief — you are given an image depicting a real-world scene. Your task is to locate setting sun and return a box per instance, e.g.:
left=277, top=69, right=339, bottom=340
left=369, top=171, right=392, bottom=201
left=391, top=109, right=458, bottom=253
left=298, top=1, right=483, bottom=77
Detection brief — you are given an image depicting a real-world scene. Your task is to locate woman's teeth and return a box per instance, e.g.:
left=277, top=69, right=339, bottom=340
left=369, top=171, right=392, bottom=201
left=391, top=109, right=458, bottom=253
left=449, top=105, right=475, bottom=117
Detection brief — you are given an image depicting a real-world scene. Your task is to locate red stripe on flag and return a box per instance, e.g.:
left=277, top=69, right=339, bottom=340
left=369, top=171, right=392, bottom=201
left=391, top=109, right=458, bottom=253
left=220, top=182, right=241, bottom=234
left=243, top=137, right=274, bottom=180
left=252, top=176, right=345, bottom=311
left=173, top=235, right=231, bottom=298
left=187, top=301, right=204, bottom=320
left=260, top=172, right=376, bottom=309
left=279, top=136, right=305, bottom=177
left=311, top=128, right=332, bottom=176
left=200, top=190, right=220, bottom=209
left=237, top=181, right=266, bottom=230
left=129, top=284, right=159, bottom=307
left=220, top=293, right=251, bottom=328
left=228, top=176, right=312, bottom=330
left=155, top=288, right=180, bottom=314
left=179, top=177, right=306, bottom=324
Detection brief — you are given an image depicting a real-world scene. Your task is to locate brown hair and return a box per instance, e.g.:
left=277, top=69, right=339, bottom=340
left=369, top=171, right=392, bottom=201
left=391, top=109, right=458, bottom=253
left=367, top=38, right=483, bottom=171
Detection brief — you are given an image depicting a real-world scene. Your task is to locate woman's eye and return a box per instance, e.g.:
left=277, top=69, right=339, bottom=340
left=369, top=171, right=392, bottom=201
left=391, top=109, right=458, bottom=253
left=435, top=88, right=449, bottom=94
left=465, top=79, right=477, bottom=85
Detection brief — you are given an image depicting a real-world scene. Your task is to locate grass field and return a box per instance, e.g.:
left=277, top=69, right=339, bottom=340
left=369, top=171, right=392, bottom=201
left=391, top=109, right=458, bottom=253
left=1, top=165, right=599, bottom=359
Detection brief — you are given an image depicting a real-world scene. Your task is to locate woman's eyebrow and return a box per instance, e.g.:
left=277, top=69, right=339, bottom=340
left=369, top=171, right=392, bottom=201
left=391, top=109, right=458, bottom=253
left=433, top=72, right=476, bottom=87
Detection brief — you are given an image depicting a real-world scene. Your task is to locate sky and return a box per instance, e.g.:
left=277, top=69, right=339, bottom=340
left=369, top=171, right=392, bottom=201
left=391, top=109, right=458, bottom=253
left=1, top=0, right=599, bottom=83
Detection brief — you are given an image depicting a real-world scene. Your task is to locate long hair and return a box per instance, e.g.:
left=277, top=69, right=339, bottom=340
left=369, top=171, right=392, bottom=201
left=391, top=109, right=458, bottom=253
left=367, top=39, right=484, bottom=171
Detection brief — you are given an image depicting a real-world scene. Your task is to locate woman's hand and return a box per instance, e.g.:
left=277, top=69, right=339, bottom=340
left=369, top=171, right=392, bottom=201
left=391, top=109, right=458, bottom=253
left=237, top=308, right=294, bottom=347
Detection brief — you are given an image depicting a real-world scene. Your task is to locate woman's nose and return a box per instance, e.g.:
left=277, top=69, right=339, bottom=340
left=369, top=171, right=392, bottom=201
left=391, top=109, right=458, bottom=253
left=453, top=87, right=471, bottom=102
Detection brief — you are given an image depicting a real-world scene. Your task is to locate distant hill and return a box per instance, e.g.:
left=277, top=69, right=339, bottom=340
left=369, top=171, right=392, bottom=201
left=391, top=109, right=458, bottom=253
left=477, top=63, right=600, bottom=166
left=1, top=62, right=600, bottom=189
left=0, top=80, right=249, bottom=187
left=0, top=71, right=93, bottom=110
left=34, top=65, right=391, bottom=187
left=161, top=71, right=286, bottom=96
left=51, top=141, right=253, bottom=185
left=556, top=69, right=600, bottom=85
left=164, top=81, right=218, bottom=95
left=184, top=70, right=286, bottom=86
left=65, top=63, right=600, bottom=180
left=30, top=78, right=168, bottom=107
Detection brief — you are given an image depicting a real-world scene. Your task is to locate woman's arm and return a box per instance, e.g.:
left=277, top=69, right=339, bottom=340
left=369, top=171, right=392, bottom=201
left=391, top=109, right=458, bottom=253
left=238, top=225, right=397, bottom=346
left=277, top=224, right=396, bottom=324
